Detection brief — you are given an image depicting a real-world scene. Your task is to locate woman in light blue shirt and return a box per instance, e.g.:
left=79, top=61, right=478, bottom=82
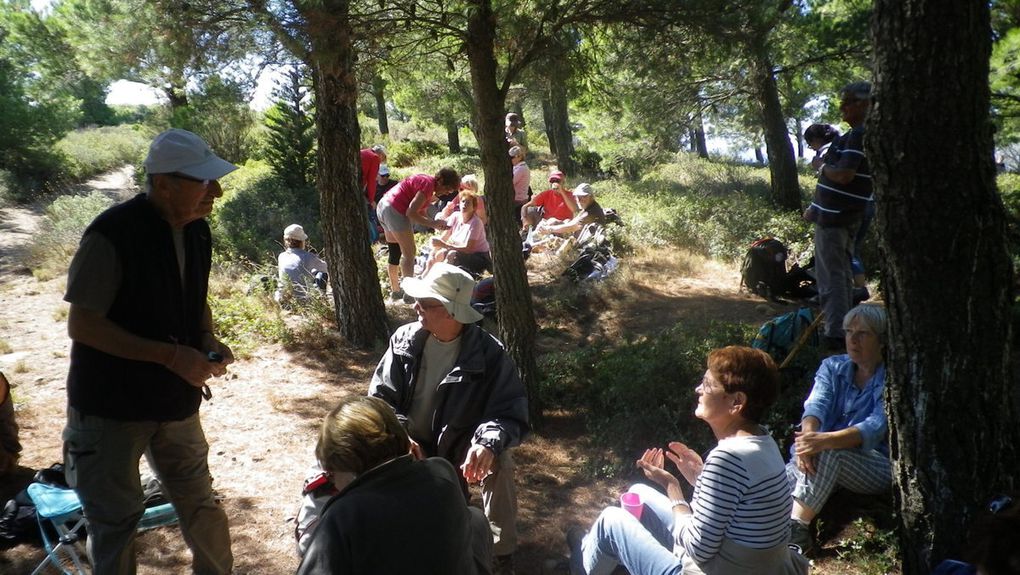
left=786, top=303, right=890, bottom=554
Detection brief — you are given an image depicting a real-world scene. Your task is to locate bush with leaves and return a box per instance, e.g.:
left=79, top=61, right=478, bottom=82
left=53, top=125, right=154, bottom=183
left=27, top=191, right=114, bottom=280
left=212, top=160, right=320, bottom=263
left=387, top=139, right=446, bottom=167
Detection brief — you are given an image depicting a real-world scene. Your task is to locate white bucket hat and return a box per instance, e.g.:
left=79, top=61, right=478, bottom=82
left=401, top=263, right=483, bottom=324
left=284, top=224, right=308, bottom=241
left=143, top=129, right=238, bottom=181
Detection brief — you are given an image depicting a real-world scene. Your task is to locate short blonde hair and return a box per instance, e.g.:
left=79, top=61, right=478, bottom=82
left=460, top=174, right=480, bottom=193
left=458, top=191, right=478, bottom=208
left=316, top=396, right=410, bottom=475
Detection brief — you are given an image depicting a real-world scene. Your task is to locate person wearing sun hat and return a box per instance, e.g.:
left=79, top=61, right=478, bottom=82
left=275, top=223, right=328, bottom=305
left=540, top=182, right=606, bottom=236
left=62, top=128, right=237, bottom=574
left=370, top=262, right=529, bottom=573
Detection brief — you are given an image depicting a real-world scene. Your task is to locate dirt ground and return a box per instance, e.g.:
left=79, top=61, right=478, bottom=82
left=0, top=172, right=859, bottom=574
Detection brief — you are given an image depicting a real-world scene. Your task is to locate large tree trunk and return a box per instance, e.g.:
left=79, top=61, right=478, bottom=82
left=548, top=79, right=577, bottom=176
left=372, top=75, right=389, bottom=136
left=870, top=1, right=1018, bottom=572
left=746, top=36, right=800, bottom=211
left=302, top=2, right=389, bottom=348
left=465, top=0, right=541, bottom=422
left=692, top=103, right=708, bottom=158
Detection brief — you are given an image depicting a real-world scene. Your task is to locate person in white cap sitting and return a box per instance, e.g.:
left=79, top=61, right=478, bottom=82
left=62, top=128, right=236, bottom=574
left=369, top=263, right=529, bottom=575
left=275, top=224, right=328, bottom=305
left=539, top=182, right=605, bottom=237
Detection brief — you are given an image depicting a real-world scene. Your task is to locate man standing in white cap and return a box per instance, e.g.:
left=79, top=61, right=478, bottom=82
left=62, top=128, right=237, bottom=574
left=370, top=263, right=529, bottom=574
left=275, top=223, right=328, bottom=305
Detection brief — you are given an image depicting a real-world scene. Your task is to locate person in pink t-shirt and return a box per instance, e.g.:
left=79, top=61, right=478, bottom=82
left=377, top=168, right=460, bottom=301
left=423, top=191, right=491, bottom=277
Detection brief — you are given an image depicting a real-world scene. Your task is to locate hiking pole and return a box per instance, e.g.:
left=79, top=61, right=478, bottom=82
left=780, top=310, right=825, bottom=370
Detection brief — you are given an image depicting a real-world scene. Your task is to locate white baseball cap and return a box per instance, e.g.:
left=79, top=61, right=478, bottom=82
left=401, top=263, right=483, bottom=324
left=143, top=129, right=238, bottom=181
left=284, top=224, right=308, bottom=241
left=572, top=183, right=593, bottom=197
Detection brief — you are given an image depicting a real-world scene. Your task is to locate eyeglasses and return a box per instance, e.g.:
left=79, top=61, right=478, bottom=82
left=696, top=377, right=726, bottom=394
left=170, top=173, right=211, bottom=188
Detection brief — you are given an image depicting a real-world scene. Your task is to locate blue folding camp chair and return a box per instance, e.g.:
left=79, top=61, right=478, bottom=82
left=27, top=482, right=88, bottom=575
left=26, top=482, right=180, bottom=575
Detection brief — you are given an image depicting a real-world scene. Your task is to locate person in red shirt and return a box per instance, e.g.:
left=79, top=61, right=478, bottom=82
left=519, top=170, right=577, bottom=230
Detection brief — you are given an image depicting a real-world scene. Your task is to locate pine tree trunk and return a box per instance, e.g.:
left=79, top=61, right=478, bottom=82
left=549, top=80, right=577, bottom=176
left=301, top=2, right=389, bottom=348
left=465, top=0, right=541, bottom=423
left=446, top=117, right=461, bottom=153
left=693, top=104, right=708, bottom=158
left=541, top=96, right=557, bottom=156
left=372, top=75, right=389, bottom=136
left=747, top=36, right=800, bottom=211
left=870, top=1, right=1018, bottom=571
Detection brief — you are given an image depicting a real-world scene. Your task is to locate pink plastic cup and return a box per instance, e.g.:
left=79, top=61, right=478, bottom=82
left=620, top=491, right=643, bottom=521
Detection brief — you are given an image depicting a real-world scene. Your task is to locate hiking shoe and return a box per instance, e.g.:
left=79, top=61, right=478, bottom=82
left=493, top=553, right=515, bottom=575
left=389, top=290, right=405, bottom=302
left=789, top=520, right=815, bottom=556
left=566, top=526, right=586, bottom=575
left=402, top=293, right=415, bottom=304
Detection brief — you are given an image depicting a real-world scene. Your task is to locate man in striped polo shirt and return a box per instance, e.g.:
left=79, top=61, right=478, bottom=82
left=805, top=82, right=873, bottom=351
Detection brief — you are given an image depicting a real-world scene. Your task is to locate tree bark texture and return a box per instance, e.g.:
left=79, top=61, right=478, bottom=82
left=548, top=79, right=577, bottom=176
left=747, top=36, right=800, bottom=211
left=301, top=1, right=390, bottom=348
left=465, top=0, right=541, bottom=422
left=693, top=104, right=708, bottom=159
left=446, top=117, right=461, bottom=153
left=542, top=96, right=557, bottom=156
left=372, top=75, right=389, bottom=136
left=869, top=1, right=1018, bottom=572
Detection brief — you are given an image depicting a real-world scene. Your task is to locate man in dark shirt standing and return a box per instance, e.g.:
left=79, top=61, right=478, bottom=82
left=63, top=129, right=237, bottom=574
left=804, top=82, right=874, bottom=350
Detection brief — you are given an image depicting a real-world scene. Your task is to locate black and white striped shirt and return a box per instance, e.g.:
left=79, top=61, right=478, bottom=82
left=674, top=435, right=792, bottom=563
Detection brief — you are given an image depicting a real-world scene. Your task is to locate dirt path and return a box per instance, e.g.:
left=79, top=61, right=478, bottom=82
left=0, top=172, right=805, bottom=574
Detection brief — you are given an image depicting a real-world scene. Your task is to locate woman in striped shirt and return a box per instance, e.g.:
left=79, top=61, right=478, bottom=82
left=569, top=346, right=806, bottom=575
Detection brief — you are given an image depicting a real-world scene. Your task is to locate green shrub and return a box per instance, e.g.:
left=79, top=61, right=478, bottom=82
left=598, top=141, right=673, bottom=181
left=595, top=156, right=814, bottom=262
left=388, top=139, right=446, bottom=167
left=27, top=191, right=114, bottom=280
left=212, top=160, right=320, bottom=263
left=581, top=321, right=754, bottom=477
left=414, top=153, right=482, bottom=179
left=208, top=269, right=291, bottom=358
left=53, top=125, right=154, bottom=183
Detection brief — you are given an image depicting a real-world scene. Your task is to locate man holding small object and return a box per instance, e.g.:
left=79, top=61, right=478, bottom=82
left=63, top=128, right=236, bottom=574
left=370, top=263, right=529, bottom=574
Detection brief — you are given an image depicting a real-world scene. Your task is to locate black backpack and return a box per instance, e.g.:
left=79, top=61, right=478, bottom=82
left=740, top=237, right=788, bottom=300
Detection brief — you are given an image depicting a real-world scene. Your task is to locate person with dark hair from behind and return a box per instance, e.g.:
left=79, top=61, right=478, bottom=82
left=376, top=167, right=460, bottom=302
left=0, top=371, right=22, bottom=477
left=803, top=124, right=840, bottom=166
left=296, top=395, right=492, bottom=575
left=804, top=82, right=874, bottom=353
left=566, top=346, right=807, bottom=575
left=786, top=303, right=890, bottom=555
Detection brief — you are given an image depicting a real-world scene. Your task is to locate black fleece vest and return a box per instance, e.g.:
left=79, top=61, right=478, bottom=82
left=67, top=194, right=211, bottom=421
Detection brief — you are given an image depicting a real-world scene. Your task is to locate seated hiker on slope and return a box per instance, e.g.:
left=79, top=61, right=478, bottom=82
left=786, top=303, right=891, bottom=555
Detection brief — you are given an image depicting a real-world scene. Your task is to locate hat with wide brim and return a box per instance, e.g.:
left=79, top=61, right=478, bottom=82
left=284, top=224, right=308, bottom=241
left=144, top=128, right=238, bottom=181
left=401, top=263, right=484, bottom=324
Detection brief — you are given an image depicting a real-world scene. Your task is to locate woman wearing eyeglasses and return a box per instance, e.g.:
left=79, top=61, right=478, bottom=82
left=567, top=346, right=806, bottom=575
left=786, top=303, right=890, bottom=554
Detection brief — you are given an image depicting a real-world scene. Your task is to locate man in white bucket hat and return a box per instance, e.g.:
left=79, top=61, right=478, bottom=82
left=63, top=128, right=237, bottom=574
left=370, top=263, right=529, bottom=574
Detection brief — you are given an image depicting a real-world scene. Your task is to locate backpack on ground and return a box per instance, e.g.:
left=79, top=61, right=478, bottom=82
left=740, top=237, right=789, bottom=300
left=751, top=307, right=819, bottom=364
